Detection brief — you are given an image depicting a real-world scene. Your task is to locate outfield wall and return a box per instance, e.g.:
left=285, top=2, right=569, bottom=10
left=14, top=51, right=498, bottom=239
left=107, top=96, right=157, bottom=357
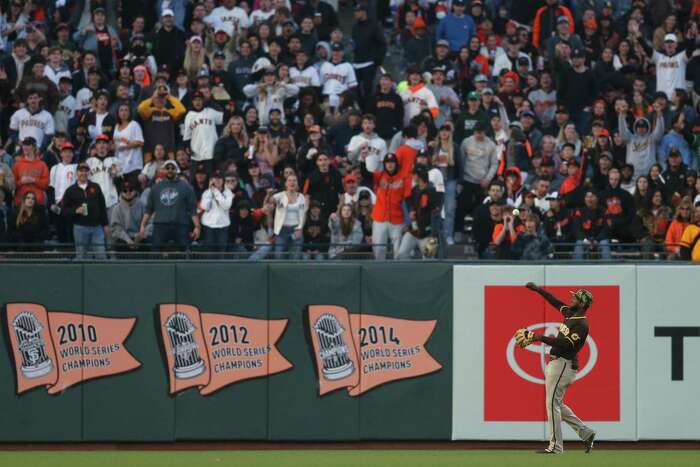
left=0, top=263, right=697, bottom=441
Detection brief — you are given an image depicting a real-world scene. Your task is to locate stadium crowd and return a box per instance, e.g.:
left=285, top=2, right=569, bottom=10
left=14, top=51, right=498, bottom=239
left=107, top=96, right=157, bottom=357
left=1, top=0, right=700, bottom=261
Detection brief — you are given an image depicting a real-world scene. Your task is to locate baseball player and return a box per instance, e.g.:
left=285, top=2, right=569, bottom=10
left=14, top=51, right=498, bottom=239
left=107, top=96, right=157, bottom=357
left=520, top=282, right=596, bottom=454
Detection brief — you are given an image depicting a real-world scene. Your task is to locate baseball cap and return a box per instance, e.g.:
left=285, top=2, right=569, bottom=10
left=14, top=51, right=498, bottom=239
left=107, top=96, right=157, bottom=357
left=120, top=180, right=136, bottom=193
left=452, top=0, right=465, bottom=6
left=432, top=65, right=447, bottom=74
left=163, top=160, right=180, bottom=172
left=481, top=87, right=494, bottom=95
left=598, top=128, right=610, bottom=137
left=77, top=162, right=90, bottom=171
left=384, top=153, right=398, bottom=163
left=474, top=74, right=488, bottom=83
left=214, top=26, right=229, bottom=36
left=436, top=39, right=450, bottom=48
left=545, top=191, right=560, bottom=200
left=473, top=121, right=487, bottom=132
left=600, top=152, right=613, bottom=161
left=517, top=56, right=530, bottom=66
left=60, top=142, right=74, bottom=151
left=95, top=134, right=110, bottom=142
left=572, top=49, right=586, bottom=58
left=331, top=42, right=344, bottom=51
left=21, top=136, right=36, bottom=146
left=669, top=148, right=682, bottom=157
left=56, top=22, right=70, bottom=32
left=191, top=91, right=204, bottom=100
left=161, top=8, right=174, bottom=17
left=521, top=110, right=536, bottom=119
left=555, top=104, right=569, bottom=114
left=467, top=91, right=481, bottom=100
left=343, top=174, right=358, bottom=184
left=354, top=3, right=368, bottom=11
left=557, top=16, right=570, bottom=25
left=509, top=121, right=523, bottom=130
left=189, top=35, right=203, bottom=44
left=257, top=126, right=269, bottom=133
left=570, top=289, right=593, bottom=308
left=664, top=33, right=678, bottom=43
left=93, top=7, right=106, bottom=14
left=213, top=50, right=226, bottom=59
left=561, top=142, right=576, bottom=151
left=211, top=170, right=223, bottom=179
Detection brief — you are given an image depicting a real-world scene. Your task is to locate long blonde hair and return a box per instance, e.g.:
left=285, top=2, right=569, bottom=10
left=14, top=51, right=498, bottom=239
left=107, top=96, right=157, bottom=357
left=223, top=116, right=249, bottom=146
left=431, top=127, right=455, bottom=167
left=183, top=41, right=207, bottom=81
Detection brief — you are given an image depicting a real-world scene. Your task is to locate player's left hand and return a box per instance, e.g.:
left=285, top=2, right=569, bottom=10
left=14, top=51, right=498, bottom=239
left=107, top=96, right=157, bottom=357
left=515, top=328, right=535, bottom=348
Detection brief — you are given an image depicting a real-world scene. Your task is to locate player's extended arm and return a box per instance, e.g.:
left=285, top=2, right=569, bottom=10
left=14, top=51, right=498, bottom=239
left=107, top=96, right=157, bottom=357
left=525, top=283, right=567, bottom=311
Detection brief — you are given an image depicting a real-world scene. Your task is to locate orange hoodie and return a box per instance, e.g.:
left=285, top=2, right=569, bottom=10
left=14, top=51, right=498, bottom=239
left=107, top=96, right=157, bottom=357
left=665, top=219, right=689, bottom=253
left=372, top=169, right=412, bottom=225
left=12, top=156, right=49, bottom=205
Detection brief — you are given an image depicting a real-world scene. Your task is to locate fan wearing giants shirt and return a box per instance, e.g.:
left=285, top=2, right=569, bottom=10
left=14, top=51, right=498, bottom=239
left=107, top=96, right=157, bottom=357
left=9, top=91, right=55, bottom=150
left=346, top=114, right=387, bottom=168
left=640, top=30, right=699, bottom=100
left=320, top=43, right=358, bottom=106
left=183, top=92, right=224, bottom=173
left=399, top=64, right=438, bottom=126
left=290, top=50, right=321, bottom=93
left=205, top=0, right=250, bottom=41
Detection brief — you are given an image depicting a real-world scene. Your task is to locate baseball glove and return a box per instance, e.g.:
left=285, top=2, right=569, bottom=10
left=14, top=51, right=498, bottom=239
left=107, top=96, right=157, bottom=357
left=515, top=328, right=535, bottom=348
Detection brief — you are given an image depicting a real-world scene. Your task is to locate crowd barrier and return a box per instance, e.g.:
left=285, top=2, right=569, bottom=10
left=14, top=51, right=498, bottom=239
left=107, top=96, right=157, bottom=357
left=0, top=263, right=697, bottom=441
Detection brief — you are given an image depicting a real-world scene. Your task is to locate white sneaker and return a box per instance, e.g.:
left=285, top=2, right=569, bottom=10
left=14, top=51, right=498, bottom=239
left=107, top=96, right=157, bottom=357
left=446, top=237, right=455, bottom=246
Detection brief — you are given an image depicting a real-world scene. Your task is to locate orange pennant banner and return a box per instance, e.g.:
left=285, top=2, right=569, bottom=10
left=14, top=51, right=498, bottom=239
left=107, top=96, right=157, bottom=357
left=307, top=305, right=442, bottom=397
left=5, top=303, right=141, bottom=395
left=158, top=304, right=293, bottom=395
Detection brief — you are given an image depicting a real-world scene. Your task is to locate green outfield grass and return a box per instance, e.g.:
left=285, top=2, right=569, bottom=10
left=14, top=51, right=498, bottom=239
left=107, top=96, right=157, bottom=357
left=0, top=450, right=699, bottom=467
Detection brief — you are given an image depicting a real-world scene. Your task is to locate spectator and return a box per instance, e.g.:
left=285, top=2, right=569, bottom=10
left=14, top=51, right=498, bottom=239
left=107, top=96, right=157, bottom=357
left=153, top=9, right=186, bottom=75
left=512, top=213, right=553, bottom=260
left=457, top=122, right=498, bottom=227
left=137, top=81, right=187, bottom=156
left=347, top=114, right=387, bottom=169
left=139, top=160, right=200, bottom=251
left=12, top=137, right=49, bottom=207
left=109, top=181, right=146, bottom=251
left=367, top=73, right=404, bottom=140
left=113, top=103, right=144, bottom=185
left=272, top=173, right=306, bottom=259
left=397, top=166, right=440, bottom=259
left=328, top=204, right=363, bottom=259
left=618, top=99, right=665, bottom=179
left=200, top=171, right=234, bottom=252
left=10, top=191, right=47, bottom=247
left=436, top=0, right=475, bottom=54
left=659, top=113, right=694, bottom=170
left=679, top=202, right=700, bottom=261
left=9, top=91, right=55, bottom=149
left=86, top=134, right=119, bottom=217
left=532, top=0, right=574, bottom=51
left=62, top=162, right=109, bottom=259
left=183, top=91, right=224, bottom=173
left=351, top=3, right=386, bottom=105
left=243, top=68, right=299, bottom=126
left=666, top=197, right=692, bottom=259
left=302, top=200, right=330, bottom=260
left=400, top=64, right=438, bottom=126
left=73, top=7, right=121, bottom=76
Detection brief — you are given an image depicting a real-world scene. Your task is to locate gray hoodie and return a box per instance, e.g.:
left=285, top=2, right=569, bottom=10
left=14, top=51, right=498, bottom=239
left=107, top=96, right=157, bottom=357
left=460, top=135, right=499, bottom=184
left=618, top=113, right=665, bottom=179
left=110, top=196, right=145, bottom=245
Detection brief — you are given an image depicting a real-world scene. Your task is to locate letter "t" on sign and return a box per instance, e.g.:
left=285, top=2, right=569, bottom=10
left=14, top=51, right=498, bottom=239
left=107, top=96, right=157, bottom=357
left=654, top=327, right=700, bottom=381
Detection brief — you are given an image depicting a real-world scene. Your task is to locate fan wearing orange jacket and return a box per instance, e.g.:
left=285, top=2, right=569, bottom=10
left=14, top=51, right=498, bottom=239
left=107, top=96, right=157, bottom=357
left=532, top=0, right=574, bottom=50
left=367, top=152, right=411, bottom=260
left=12, top=137, right=49, bottom=206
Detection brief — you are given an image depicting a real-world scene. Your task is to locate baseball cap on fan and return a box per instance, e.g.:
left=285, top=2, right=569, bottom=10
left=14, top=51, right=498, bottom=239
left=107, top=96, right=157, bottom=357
left=161, top=8, right=174, bottom=18
left=664, top=33, right=678, bottom=43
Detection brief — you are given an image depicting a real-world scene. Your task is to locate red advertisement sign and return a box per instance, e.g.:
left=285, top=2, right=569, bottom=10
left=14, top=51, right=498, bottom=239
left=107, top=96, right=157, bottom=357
left=307, top=305, right=442, bottom=396
left=484, top=286, right=620, bottom=421
left=158, top=304, right=292, bottom=395
left=5, top=303, right=140, bottom=395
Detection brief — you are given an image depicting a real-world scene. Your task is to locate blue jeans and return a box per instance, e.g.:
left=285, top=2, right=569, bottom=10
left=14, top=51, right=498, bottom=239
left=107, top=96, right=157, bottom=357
left=249, top=244, right=272, bottom=261
left=152, top=224, right=189, bottom=251
left=73, top=224, right=106, bottom=260
left=573, top=239, right=611, bottom=260
left=275, top=226, right=302, bottom=259
left=202, top=226, right=228, bottom=252
left=444, top=179, right=457, bottom=240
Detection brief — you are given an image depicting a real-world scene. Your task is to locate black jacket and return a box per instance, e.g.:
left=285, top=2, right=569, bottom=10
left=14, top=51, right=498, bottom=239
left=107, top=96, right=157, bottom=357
left=351, top=18, right=387, bottom=66
left=367, top=91, right=404, bottom=140
left=298, top=1, right=339, bottom=42
left=153, top=26, right=186, bottom=74
left=303, top=168, right=343, bottom=219
left=62, top=181, right=109, bottom=227
left=572, top=206, right=609, bottom=241
left=409, top=184, right=441, bottom=239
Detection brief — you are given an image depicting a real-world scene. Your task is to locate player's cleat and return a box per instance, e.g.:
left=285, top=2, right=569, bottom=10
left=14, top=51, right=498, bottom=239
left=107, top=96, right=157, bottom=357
left=584, top=432, right=596, bottom=453
left=535, top=449, right=557, bottom=454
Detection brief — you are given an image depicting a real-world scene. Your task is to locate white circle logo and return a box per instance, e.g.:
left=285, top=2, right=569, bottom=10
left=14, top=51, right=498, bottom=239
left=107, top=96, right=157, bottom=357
left=506, top=322, right=597, bottom=384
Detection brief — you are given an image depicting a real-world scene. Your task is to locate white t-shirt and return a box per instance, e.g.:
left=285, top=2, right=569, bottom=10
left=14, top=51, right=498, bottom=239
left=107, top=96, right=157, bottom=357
left=205, top=6, right=250, bottom=38
left=250, top=9, right=275, bottom=26
left=182, top=107, right=224, bottom=161
left=653, top=50, right=689, bottom=99
left=76, top=88, right=94, bottom=110
left=9, top=108, right=55, bottom=148
left=113, top=121, right=145, bottom=174
left=49, top=162, right=77, bottom=203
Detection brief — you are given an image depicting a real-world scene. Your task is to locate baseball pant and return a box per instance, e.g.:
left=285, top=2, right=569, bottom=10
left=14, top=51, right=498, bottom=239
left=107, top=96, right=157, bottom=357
left=545, top=357, right=595, bottom=453
left=372, top=221, right=403, bottom=260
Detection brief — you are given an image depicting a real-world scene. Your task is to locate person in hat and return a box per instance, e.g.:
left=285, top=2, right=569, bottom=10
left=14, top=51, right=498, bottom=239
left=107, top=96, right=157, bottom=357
left=436, top=0, right=476, bottom=53
left=427, top=66, right=460, bottom=128
left=87, top=134, right=120, bottom=217
left=11, top=135, right=49, bottom=208
left=493, top=35, right=532, bottom=78
left=455, top=90, right=488, bottom=142
left=152, top=8, right=186, bottom=75
left=351, top=3, right=387, bottom=106
left=137, top=79, right=187, bottom=157
left=200, top=170, right=234, bottom=252
left=54, top=75, right=77, bottom=134
left=139, top=159, right=200, bottom=251
left=404, top=15, right=432, bottom=71
left=61, top=162, right=109, bottom=260
left=368, top=152, right=411, bottom=259
left=183, top=91, right=224, bottom=174
left=660, top=113, right=694, bottom=171
left=183, top=35, right=210, bottom=82
left=73, top=7, right=121, bottom=75
left=319, top=42, right=357, bottom=107
left=399, top=64, right=438, bottom=126
left=109, top=180, right=146, bottom=251
left=243, top=65, right=299, bottom=126
left=366, top=73, right=404, bottom=140
left=80, top=89, right=116, bottom=141
left=556, top=47, right=596, bottom=132
left=532, top=0, right=574, bottom=51
left=545, top=15, right=583, bottom=62
left=617, top=97, right=666, bottom=179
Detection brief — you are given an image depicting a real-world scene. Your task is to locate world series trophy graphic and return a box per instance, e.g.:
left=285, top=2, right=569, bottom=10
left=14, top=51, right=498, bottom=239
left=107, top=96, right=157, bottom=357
left=314, top=313, right=354, bottom=381
left=12, top=311, right=53, bottom=379
left=165, top=312, right=206, bottom=379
